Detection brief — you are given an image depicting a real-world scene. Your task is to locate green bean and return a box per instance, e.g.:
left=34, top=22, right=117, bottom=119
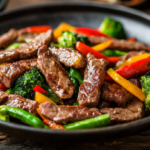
left=0, top=105, right=44, bottom=128
left=64, top=114, right=110, bottom=130
left=0, top=114, right=9, bottom=122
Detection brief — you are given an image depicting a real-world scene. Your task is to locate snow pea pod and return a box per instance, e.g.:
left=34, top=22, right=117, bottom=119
left=64, top=114, right=110, bottom=130
left=0, top=105, right=44, bottom=128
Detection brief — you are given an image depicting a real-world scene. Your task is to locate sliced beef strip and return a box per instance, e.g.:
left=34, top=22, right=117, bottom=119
left=116, top=51, right=146, bottom=67
left=0, top=58, right=37, bottom=88
left=98, top=101, right=116, bottom=109
left=77, top=53, right=108, bottom=107
left=100, top=98, right=144, bottom=123
left=102, top=78, right=139, bottom=106
left=88, top=36, right=150, bottom=52
left=0, top=29, right=18, bottom=49
left=37, top=45, right=75, bottom=99
left=0, top=91, right=9, bottom=103
left=63, top=99, right=76, bottom=105
left=2, top=93, right=38, bottom=116
left=49, top=46, right=86, bottom=69
left=0, top=91, right=38, bottom=116
left=0, top=29, right=52, bottom=63
left=39, top=101, right=101, bottom=124
left=17, top=28, right=39, bottom=41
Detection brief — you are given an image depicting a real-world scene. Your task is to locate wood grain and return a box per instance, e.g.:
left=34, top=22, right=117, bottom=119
left=1, top=0, right=150, bottom=149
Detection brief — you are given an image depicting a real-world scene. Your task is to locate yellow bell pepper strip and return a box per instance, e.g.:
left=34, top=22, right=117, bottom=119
left=91, top=40, right=112, bottom=51
left=117, top=53, right=150, bottom=68
left=53, top=22, right=76, bottom=38
left=0, top=62, right=9, bottom=66
left=107, top=68, right=145, bottom=102
left=35, top=92, right=56, bottom=105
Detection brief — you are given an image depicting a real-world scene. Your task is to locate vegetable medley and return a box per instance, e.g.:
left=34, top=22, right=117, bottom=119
left=0, top=17, right=149, bottom=130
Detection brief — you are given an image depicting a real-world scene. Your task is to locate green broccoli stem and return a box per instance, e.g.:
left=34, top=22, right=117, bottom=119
left=66, top=70, right=79, bottom=97
left=70, top=68, right=83, bottom=85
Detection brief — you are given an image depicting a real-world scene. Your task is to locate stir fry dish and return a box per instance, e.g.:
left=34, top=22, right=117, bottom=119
left=0, top=17, right=149, bottom=130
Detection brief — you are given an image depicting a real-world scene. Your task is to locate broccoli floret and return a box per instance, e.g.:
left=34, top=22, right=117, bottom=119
left=9, top=68, right=61, bottom=104
left=77, top=36, right=90, bottom=46
left=10, top=67, right=45, bottom=99
left=58, top=31, right=90, bottom=49
left=58, top=31, right=77, bottom=48
left=99, top=17, right=126, bottom=39
left=141, top=75, right=150, bottom=115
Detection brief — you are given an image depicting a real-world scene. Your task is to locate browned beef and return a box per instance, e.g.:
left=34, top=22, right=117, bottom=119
left=0, top=91, right=9, bottom=103
left=39, top=102, right=101, bottom=124
left=88, top=36, right=150, bottom=52
left=77, top=53, right=108, bottom=107
left=0, top=58, right=37, bottom=88
left=0, top=29, right=18, bottom=48
left=102, top=78, right=138, bottom=106
left=116, top=51, right=146, bottom=67
left=37, top=45, right=75, bottom=99
left=98, top=101, right=115, bottom=109
left=63, top=99, right=76, bottom=105
left=2, top=93, right=38, bottom=116
left=18, top=28, right=38, bottom=40
left=49, top=46, right=86, bottom=69
left=100, top=98, right=144, bottom=123
left=0, top=30, right=52, bottom=63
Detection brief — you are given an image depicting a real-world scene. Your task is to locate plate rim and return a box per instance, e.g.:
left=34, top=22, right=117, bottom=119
left=0, top=1, right=150, bottom=141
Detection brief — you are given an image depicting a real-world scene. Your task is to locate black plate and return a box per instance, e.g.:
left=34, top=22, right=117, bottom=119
left=0, top=0, right=7, bottom=11
left=0, top=2, right=150, bottom=142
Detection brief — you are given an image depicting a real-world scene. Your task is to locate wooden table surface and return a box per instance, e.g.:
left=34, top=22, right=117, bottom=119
left=1, top=0, right=150, bottom=149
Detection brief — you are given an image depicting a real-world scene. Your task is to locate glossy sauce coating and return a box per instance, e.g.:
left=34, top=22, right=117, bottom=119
left=77, top=53, right=108, bottom=107
left=37, top=45, right=75, bottom=99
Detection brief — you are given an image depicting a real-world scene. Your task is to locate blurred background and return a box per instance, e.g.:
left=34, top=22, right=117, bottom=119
left=0, top=0, right=150, bottom=14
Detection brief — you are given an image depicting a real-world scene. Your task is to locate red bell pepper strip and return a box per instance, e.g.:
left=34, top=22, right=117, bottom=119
left=33, top=85, right=48, bottom=94
left=105, top=56, right=150, bottom=82
left=74, top=27, right=111, bottom=38
left=76, top=42, right=120, bottom=64
left=43, top=120, right=65, bottom=130
left=25, top=25, right=51, bottom=33
left=126, top=37, right=136, bottom=42
left=0, top=84, right=7, bottom=90
left=37, top=108, right=65, bottom=130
